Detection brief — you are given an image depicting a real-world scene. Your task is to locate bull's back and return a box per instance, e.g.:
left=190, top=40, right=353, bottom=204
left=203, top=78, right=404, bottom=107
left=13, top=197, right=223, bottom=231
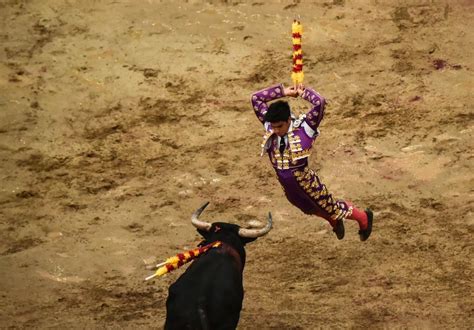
left=165, top=253, right=243, bottom=330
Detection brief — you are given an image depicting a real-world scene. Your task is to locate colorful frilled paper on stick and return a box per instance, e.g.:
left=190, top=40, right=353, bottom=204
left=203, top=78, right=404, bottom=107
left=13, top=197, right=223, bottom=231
left=291, top=19, right=304, bottom=86
left=145, top=241, right=222, bottom=281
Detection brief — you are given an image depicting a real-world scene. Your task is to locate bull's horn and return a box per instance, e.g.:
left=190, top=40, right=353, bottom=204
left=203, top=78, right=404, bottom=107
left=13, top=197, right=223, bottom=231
left=238, top=212, right=273, bottom=238
left=191, top=202, right=212, bottom=231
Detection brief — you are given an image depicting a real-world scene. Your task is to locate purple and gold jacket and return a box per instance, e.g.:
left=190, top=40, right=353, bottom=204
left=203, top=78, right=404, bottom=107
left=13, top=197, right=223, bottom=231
left=251, top=84, right=325, bottom=171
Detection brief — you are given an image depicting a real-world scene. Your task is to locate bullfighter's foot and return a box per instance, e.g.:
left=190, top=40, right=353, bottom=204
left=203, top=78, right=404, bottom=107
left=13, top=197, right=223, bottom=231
left=333, top=219, right=345, bottom=240
left=359, top=209, right=373, bottom=241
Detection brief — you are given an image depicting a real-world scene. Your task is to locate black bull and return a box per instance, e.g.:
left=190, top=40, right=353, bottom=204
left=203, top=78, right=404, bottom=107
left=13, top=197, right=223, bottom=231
left=164, top=202, right=272, bottom=330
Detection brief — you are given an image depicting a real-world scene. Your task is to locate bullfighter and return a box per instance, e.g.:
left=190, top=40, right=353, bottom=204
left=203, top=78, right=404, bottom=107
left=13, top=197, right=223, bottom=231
left=251, top=83, right=373, bottom=240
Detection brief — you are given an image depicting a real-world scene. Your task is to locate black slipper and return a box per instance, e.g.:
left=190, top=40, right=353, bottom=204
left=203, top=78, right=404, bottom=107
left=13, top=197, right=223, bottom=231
left=333, top=219, right=345, bottom=240
left=359, top=209, right=373, bottom=242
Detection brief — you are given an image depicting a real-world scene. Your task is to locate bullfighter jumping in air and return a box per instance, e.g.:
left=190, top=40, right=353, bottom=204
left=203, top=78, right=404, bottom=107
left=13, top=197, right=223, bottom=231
left=249, top=20, right=373, bottom=241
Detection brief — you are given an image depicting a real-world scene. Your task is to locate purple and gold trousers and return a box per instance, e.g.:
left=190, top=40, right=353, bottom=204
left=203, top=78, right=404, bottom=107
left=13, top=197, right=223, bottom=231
left=277, top=167, right=353, bottom=222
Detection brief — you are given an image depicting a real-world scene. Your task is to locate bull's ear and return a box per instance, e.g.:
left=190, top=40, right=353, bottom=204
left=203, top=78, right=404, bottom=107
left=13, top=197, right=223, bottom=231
left=197, top=228, right=210, bottom=238
left=241, top=237, right=257, bottom=244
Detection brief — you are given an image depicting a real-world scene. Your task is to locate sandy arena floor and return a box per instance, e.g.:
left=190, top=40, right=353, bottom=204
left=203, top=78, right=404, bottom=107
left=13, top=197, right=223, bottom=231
left=0, top=0, right=473, bottom=328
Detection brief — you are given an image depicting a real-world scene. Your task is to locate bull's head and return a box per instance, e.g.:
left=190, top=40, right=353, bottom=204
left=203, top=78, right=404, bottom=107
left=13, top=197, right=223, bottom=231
left=191, top=201, right=273, bottom=243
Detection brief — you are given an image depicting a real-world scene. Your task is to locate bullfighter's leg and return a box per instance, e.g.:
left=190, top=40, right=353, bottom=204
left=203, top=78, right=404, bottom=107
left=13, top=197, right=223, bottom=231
left=293, top=168, right=373, bottom=240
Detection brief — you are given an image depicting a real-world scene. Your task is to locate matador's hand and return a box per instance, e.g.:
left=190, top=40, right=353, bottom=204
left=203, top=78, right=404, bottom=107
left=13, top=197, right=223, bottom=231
left=284, top=86, right=298, bottom=98
left=296, top=83, right=305, bottom=97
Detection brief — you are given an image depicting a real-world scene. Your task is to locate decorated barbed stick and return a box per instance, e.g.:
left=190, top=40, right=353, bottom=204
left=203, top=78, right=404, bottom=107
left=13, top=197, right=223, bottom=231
left=145, top=241, right=222, bottom=281
left=291, top=19, right=304, bottom=87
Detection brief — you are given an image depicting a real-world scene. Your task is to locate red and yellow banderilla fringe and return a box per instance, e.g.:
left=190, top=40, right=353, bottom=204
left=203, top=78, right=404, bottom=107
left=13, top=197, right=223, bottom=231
left=145, top=241, right=222, bottom=280
left=291, top=20, right=304, bottom=85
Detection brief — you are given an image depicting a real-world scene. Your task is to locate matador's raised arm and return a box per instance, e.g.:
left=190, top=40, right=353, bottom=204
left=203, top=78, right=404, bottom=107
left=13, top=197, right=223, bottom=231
left=250, top=84, right=285, bottom=125
left=300, top=87, right=325, bottom=131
